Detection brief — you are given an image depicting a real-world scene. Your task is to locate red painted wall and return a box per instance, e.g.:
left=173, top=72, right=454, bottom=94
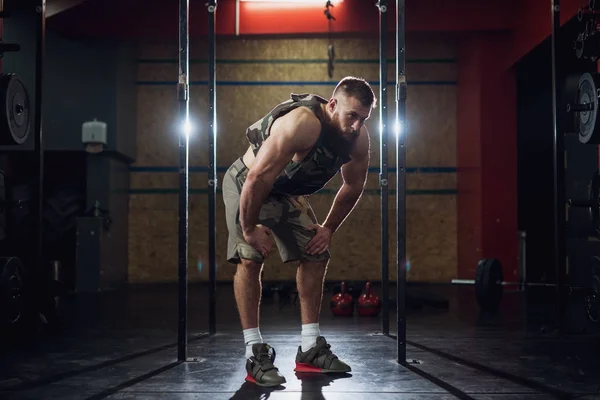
left=457, top=35, right=483, bottom=278
left=238, top=0, right=513, bottom=36
left=480, top=33, right=518, bottom=280
left=507, top=0, right=587, bottom=66
left=457, top=32, right=518, bottom=281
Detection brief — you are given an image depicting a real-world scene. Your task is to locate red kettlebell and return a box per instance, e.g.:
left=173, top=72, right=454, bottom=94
left=357, top=282, right=382, bottom=317
left=330, top=281, right=354, bottom=316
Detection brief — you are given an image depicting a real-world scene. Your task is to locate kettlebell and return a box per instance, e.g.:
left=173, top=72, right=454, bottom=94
left=357, top=281, right=382, bottom=317
left=330, top=281, right=354, bottom=316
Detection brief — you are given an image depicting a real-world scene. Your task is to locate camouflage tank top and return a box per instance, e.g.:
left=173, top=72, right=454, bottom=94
left=245, top=93, right=356, bottom=196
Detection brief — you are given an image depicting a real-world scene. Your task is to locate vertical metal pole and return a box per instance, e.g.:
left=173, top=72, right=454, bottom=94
left=551, top=0, right=566, bottom=332
left=207, top=0, right=217, bottom=336
left=396, top=0, right=407, bottom=363
left=378, top=0, right=389, bottom=336
left=518, top=230, right=527, bottom=288
left=34, top=0, right=46, bottom=320
left=177, top=0, right=190, bottom=362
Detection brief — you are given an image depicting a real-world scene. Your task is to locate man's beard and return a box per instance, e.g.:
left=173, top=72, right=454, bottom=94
left=326, top=113, right=357, bottom=141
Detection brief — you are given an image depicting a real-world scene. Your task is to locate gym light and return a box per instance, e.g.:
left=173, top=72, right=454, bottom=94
left=394, top=118, right=403, bottom=138
left=183, top=118, right=193, bottom=138
left=240, top=0, right=343, bottom=10
left=241, top=0, right=343, bottom=3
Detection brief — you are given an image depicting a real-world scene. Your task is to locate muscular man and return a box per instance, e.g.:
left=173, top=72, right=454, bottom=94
left=222, top=76, right=375, bottom=387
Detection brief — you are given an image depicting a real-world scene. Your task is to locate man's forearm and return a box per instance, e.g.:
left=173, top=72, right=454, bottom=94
left=323, top=183, right=364, bottom=233
left=239, top=175, right=271, bottom=234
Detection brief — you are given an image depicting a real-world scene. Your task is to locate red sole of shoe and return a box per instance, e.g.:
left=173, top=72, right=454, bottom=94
left=294, top=362, right=351, bottom=374
left=245, top=373, right=284, bottom=387
left=294, top=362, right=323, bottom=373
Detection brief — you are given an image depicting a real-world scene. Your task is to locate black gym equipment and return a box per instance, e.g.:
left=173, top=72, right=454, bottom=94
left=177, top=0, right=218, bottom=362
left=586, top=256, right=600, bottom=322
left=0, top=73, right=31, bottom=146
left=0, top=256, right=26, bottom=329
left=0, top=0, right=47, bottom=335
left=395, top=0, right=408, bottom=364
left=574, top=0, right=600, bottom=62
left=567, top=169, right=600, bottom=237
left=452, top=257, right=597, bottom=315
left=207, top=0, right=217, bottom=339
left=178, top=0, right=190, bottom=362
left=551, top=0, right=567, bottom=333
left=565, top=72, right=600, bottom=144
left=171, top=0, right=412, bottom=366
left=378, top=0, right=390, bottom=337
left=376, top=0, right=410, bottom=364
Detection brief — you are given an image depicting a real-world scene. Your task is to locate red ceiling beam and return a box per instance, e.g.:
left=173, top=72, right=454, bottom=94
left=47, top=0, right=515, bottom=39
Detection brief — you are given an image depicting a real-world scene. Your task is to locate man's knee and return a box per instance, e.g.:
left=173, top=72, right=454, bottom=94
left=236, top=258, right=263, bottom=277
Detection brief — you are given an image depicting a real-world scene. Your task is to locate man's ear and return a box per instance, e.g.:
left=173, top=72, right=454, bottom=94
left=327, top=97, right=337, bottom=112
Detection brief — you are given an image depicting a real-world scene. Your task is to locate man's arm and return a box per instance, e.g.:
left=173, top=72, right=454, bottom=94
left=323, top=126, right=370, bottom=233
left=240, top=108, right=321, bottom=235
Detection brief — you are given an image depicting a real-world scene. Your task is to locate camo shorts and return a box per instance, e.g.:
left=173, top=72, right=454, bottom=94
left=222, top=157, right=331, bottom=265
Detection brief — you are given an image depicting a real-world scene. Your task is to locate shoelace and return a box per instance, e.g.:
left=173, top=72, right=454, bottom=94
left=255, top=347, right=277, bottom=370
left=315, top=342, right=337, bottom=360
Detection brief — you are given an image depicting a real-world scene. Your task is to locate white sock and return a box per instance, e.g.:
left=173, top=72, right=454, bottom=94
left=301, top=323, right=320, bottom=352
left=243, top=327, right=263, bottom=358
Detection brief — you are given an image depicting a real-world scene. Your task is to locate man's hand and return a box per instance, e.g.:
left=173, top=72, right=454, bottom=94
left=243, top=225, right=273, bottom=258
left=305, top=224, right=333, bottom=255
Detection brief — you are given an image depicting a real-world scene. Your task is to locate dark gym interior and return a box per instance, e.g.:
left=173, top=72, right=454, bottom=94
left=1, top=0, right=600, bottom=399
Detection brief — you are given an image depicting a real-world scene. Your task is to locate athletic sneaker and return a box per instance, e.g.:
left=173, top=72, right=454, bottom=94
left=245, top=343, right=287, bottom=387
left=294, top=336, right=352, bottom=373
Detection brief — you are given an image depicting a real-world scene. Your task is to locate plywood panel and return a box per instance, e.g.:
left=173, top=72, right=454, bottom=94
left=129, top=33, right=458, bottom=283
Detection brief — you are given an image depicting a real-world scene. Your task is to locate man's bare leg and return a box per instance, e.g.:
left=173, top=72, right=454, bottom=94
left=234, top=259, right=263, bottom=357
left=296, top=260, right=329, bottom=351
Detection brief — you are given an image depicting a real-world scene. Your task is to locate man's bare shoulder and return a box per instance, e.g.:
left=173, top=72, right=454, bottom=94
left=270, top=106, right=322, bottom=150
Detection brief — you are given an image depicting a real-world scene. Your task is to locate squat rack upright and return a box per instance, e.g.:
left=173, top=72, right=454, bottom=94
left=176, top=0, right=409, bottom=363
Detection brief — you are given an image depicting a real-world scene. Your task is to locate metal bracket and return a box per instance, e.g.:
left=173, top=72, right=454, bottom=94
left=379, top=174, right=388, bottom=187
left=376, top=0, right=388, bottom=12
left=206, top=0, right=217, bottom=13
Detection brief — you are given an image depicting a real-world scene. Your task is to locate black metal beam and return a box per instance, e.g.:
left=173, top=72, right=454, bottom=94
left=33, top=0, right=46, bottom=322
left=378, top=0, right=389, bottom=336
left=395, top=0, right=407, bottom=364
left=207, top=0, right=217, bottom=336
left=177, top=0, right=190, bottom=362
left=551, top=0, right=566, bottom=332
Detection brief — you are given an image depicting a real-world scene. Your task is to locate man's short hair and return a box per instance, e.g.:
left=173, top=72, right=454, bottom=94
left=332, top=76, right=377, bottom=109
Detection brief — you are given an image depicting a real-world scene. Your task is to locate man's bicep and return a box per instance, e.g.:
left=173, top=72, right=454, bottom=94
left=249, top=133, right=296, bottom=184
left=248, top=111, right=319, bottom=184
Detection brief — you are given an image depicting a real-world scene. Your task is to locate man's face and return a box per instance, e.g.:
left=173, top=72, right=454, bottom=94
left=327, top=95, right=371, bottom=140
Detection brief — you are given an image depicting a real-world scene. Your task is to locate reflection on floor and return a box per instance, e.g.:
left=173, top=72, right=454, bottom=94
left=0, top=283, right=598, bottom=399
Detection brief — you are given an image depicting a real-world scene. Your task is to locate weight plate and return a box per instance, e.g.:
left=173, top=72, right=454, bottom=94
left=0, top=73, right=31, bottom=146
left=588, top=170, right=600, bottom=237
left=564, top=74, right=582, bottom=133
left=575, top=32, right=585, bottom=59
left=577, top=73, right=600, bottom=144
left=475, top=258, right=504, bottom=311
left=586, top=256, right=600, bottom=323
left=0, top=257, right=25, bottom=326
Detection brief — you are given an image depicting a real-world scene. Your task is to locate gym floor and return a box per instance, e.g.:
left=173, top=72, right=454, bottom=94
left=0, top=283, right=599, bottom=400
